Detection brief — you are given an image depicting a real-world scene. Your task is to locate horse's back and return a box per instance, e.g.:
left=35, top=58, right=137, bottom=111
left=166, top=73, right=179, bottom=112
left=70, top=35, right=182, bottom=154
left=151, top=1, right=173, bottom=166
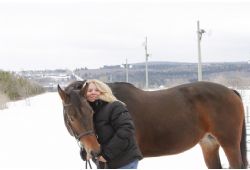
left=112, top=81, right=242, bottom=115
left=109, top=81, right=245, bottom=157
left=109, top=81, right=244, bottom=123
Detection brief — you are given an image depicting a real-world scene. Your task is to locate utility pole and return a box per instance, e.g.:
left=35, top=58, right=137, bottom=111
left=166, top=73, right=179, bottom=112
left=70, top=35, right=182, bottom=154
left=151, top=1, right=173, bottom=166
left=197, top=20, right=205, bottom=81
left=125, top=58, right=128, bottom=82
left=144, top=36, right=149, bottom=89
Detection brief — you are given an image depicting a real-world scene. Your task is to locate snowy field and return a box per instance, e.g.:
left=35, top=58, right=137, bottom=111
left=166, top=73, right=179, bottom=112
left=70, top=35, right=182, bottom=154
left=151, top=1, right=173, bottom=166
left=0, top=91, right=250, bottom=170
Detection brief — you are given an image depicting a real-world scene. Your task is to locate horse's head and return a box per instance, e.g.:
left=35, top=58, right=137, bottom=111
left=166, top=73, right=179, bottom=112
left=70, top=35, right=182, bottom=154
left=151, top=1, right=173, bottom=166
left=57, top=82, right=100, bottom=159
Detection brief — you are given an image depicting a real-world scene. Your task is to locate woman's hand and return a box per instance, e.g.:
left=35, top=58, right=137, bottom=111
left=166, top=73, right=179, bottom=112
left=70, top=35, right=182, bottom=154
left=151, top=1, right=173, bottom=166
left=98, top=156, right=107, bottom=162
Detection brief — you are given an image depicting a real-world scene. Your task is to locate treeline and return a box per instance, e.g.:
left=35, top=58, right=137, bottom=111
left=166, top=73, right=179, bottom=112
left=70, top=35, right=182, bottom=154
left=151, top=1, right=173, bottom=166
left=0, top=71, right=45, bottom=109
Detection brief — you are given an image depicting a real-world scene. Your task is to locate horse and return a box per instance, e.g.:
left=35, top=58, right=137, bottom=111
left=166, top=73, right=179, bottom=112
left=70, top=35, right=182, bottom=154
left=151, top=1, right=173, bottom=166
left=58, top=80, right=248, bottom=169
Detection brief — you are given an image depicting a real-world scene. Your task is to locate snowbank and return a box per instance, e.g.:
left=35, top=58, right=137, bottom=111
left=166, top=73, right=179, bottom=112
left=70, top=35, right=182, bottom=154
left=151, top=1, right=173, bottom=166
left=0, top=92, right=249, bottom=169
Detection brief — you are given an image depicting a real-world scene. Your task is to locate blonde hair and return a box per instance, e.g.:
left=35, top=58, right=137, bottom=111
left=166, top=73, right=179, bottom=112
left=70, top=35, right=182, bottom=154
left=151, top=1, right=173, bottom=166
left=86, top=79, right=118, bottom=103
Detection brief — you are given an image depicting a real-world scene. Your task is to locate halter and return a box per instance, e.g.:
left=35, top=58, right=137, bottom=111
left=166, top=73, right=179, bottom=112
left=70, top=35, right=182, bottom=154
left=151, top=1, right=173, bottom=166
left=76, top=130, right=95, bottom=141
left=63, top=103, right=95, bottom=141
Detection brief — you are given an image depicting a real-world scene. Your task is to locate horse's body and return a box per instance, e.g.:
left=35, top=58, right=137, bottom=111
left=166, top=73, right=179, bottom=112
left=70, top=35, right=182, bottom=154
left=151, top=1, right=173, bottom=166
left=107, top=81, right=247, bottom=168
left=61, top=81, right=248, bottom=168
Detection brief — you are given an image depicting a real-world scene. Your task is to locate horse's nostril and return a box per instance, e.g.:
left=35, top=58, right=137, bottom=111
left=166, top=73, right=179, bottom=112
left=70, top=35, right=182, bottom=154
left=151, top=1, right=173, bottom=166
left=90, top=151, right=99, bottom=164
left=91, top=150, right=102, bottom=159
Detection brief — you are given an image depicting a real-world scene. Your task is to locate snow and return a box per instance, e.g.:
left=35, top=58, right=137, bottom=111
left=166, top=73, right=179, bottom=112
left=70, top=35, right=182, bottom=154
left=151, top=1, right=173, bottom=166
left=0, top=91, right=249, bottom=170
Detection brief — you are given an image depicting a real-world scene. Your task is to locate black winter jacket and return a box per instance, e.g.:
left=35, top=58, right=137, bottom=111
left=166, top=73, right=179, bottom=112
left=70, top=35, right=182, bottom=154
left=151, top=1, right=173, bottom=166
left=89, top=100, right=143, bottom=169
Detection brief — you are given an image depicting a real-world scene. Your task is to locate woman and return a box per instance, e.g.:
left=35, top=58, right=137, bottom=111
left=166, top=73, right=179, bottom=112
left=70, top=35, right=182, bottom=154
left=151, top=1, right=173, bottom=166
left=83, top=79, right=143, bottom=169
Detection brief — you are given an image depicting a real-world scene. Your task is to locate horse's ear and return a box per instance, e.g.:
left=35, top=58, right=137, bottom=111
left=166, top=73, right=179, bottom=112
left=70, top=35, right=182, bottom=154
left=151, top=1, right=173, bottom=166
left=58, top=84, right=67, bottom=101
left=80, top=82, right=89, bottom=97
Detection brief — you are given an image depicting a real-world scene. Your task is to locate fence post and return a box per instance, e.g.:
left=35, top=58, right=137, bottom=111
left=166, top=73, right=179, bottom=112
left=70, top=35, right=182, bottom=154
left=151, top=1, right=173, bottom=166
left=247, top=106, right=249, bottom=124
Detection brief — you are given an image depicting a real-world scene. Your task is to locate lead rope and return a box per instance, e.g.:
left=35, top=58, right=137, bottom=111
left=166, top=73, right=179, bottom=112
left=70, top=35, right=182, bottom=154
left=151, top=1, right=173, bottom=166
left=79, top=140, right=107, bottom=169
left=77, top=141, right=93, bottom=169
left=85, top=158, right=92, bottom=169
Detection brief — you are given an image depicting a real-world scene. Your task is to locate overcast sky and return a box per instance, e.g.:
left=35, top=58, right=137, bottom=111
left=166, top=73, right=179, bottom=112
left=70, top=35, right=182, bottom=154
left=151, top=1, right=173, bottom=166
left=1, top=0, right=250, bottom=71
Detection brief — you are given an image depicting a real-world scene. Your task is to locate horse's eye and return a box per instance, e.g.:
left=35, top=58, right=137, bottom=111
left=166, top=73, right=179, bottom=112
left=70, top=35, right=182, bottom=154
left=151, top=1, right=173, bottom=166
left=69, top=111, right=78, bottom=119
left=66, top=110, right=76, bottom=122
left=64, top=107, right=77, bottom=121
left=68, top=115, right=74, bottom=122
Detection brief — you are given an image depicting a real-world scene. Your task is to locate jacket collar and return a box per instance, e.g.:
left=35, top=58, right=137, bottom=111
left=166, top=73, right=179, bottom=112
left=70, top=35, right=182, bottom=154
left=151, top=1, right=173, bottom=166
left=88, top=99, right=108, bottom=113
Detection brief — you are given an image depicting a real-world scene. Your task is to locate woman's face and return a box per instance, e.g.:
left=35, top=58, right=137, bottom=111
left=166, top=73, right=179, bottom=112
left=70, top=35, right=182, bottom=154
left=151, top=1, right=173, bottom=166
left=86, top=82, right=101, bottom=102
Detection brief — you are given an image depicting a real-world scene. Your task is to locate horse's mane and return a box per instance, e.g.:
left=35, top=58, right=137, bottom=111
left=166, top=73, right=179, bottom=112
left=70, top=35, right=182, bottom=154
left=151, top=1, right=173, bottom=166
left=65, top=80, right=138, bottom=91
left=232, top=89, right=242, bottom=99
left=109, top=82, right=135, bottom=86
left=65, top=80, right=86, bottom=93
left=108, top=82, right=140, bottom=91
left=64, top=80, right=141, bottom=99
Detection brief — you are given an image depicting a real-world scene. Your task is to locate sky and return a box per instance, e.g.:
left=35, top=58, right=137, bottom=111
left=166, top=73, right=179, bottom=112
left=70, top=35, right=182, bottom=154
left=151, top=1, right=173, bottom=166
left=1, top=0, right=250, bottom=71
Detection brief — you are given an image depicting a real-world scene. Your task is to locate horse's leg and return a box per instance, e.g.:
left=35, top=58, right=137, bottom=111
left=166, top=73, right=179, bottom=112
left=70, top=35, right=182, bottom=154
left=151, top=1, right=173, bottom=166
left=214, top=126, right=244, bottom=168
left=214, top=120, right=244, bottom=168
left=221, top=145, right=243, bottom=168
left=199, top=134, right=222, bottom=169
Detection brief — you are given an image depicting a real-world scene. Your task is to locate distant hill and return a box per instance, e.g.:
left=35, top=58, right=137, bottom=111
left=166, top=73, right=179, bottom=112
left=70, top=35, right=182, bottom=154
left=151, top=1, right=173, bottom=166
left=75, top=61, right=250, bottom=89
left=16, top=61, right=250, bottom=91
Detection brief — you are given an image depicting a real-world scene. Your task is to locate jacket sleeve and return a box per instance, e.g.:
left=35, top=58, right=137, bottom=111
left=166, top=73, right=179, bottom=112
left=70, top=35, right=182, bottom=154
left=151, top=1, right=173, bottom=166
left=101, top=101, right=135, bottom=161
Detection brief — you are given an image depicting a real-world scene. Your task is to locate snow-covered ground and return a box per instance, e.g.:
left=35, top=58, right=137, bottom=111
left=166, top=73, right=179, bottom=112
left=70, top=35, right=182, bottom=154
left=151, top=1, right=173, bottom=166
left=0, top=91, right=249, bottom=170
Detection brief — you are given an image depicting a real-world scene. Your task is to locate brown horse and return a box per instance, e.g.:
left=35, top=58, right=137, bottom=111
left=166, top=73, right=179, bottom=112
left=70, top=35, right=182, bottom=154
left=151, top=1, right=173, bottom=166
left=58, top=81, right=248, bottom=169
